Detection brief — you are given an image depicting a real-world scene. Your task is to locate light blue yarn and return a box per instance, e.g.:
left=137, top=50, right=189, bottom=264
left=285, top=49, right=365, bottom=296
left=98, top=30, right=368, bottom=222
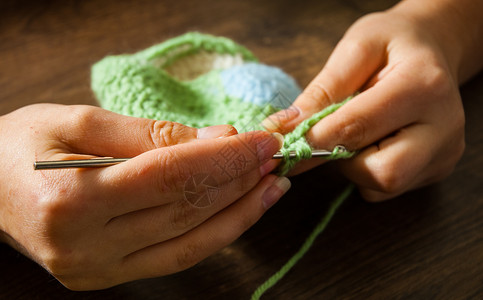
left=220, top=63, right=301, bottom=109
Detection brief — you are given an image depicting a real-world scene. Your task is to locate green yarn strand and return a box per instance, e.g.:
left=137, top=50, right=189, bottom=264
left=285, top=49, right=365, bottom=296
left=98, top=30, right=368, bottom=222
left=253, top=97, right=357, bottom=297
left=327, top=145, right=358, bottom=160
left=278, top=96, right=354, bottom=175
left=251, top=184, right=355, bottom=300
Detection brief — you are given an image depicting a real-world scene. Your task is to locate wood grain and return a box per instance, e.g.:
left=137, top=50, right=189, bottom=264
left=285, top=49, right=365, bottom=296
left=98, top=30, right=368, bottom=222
left=1, top=0, right=482, bottom=299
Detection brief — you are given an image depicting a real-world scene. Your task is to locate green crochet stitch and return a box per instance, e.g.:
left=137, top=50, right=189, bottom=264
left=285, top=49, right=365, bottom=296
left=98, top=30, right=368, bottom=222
left=278, top=97, right=356, bottom=175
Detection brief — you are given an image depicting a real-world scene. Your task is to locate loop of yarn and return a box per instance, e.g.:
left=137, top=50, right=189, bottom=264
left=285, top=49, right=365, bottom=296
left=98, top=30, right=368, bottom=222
left=278, top=96, right=355, bottom=175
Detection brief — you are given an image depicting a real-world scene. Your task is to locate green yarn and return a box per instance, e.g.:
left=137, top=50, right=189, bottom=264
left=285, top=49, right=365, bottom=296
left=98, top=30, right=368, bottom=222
left=91, top=32, right=274, bottom=130
left=251, top=184, right=355, bottom=300
left=278, top=97, right=355, bottom=175
left=139, top=32, right=257, bottom=67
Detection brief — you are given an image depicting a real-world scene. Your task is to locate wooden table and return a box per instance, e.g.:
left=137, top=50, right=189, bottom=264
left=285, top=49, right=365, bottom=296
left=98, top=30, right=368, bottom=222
left=1, top=0, right=482, bottom=298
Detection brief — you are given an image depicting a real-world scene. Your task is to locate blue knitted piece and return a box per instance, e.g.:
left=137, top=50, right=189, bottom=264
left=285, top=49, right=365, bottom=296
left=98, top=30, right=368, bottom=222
left=221, top=63, right=301, bottom=109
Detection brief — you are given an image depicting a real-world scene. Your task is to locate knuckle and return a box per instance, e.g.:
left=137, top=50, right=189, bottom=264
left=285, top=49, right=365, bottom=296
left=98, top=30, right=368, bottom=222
left=40, top=245, right=113, bottom=291
left=370, top=160, right=406, bottom=195
left=235, top=213, right=258, bottom=234
left=431, top=143, right=464, bottom=184
left=55, top=105, right=101, bottom=143
left=37, top=242, right=86, bottom=282
left=350, top=12, right=384, bottom=33
left=69, top=105, right=100, bottom=132
left=154, top=148, right=189, bottom=193
left=150, top=120, right=192, bottom=147
left=336, top=115, right=366, bottom=149
left=41, top=251, right=77, bottom=277
left=31, top=181, right=97, bottom=281
left=175, top=242, right=203, bottom=270
left=169, top=200, right=199, bottom=231
left=42, top=248, right=115, bottom=291
left=423, top=66, right=451, bottom=95
left=36, top=173, right=89, bottom=228
left=303, top=82, right=334, bottom=108
left=232, top=173, right=257, bottom=194
left=227, top=208, right=260, bottom=236
left=377, top=172, right=404, bottom=195
left=408, top=56, right=453, bottom=104
left=343, top=37, right=373, bottom=59
left=36, top=188, right=71, bottom=233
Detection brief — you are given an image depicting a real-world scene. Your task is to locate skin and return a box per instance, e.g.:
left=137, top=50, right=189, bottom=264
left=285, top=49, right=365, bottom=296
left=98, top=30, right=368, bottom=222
left=263, top=0, right=483, bottom=201
left=0, top=104, right=289, bottom=290
left=1, top=0, right=482, bottom=291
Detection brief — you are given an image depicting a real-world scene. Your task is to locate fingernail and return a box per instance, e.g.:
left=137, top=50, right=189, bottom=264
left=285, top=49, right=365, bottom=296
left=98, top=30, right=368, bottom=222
left=262, top=176, right=291, bottom=209
left=257, top=132, right=284, bottom=162
left=272, top=132, right=284, bottom=148
left=261, top=106, right=300, bottom=131
left=197, top=125, right=237, bottom=139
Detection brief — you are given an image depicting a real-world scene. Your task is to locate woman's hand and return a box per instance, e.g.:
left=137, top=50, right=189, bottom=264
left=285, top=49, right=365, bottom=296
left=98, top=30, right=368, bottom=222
left=0, top=104, right=289, bottom=290
left=262, top=0, right=483, bottom=201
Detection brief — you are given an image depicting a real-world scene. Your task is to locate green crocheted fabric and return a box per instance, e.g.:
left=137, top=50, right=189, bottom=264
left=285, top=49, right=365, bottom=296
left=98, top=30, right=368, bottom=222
left=91, top=32, right=352, bottom=174
left=92, top=32, right=286, bottom=130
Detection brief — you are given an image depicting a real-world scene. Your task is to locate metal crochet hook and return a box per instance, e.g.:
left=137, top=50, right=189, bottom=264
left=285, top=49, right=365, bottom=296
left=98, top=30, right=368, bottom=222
left=33, top=147, right=347, bottom=170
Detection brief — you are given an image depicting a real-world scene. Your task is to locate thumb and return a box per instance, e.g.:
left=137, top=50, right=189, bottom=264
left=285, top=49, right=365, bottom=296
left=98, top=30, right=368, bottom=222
left=58, top=106, right=237, bottom=158
left=262, top=24, right=385, bottom=134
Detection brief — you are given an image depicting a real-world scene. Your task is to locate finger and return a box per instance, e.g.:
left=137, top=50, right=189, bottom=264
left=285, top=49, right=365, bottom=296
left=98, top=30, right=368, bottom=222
left=104, top=160, right=280, bottom=253
left=337, top=123, right=444, bottom=202
left=97, top=131, right=284, bottom=215
left=262, top=31, right=385, bottom=134
left=119, top=174, right=291, bottom=281
left=52, top=105, right=237, bottom=158
left=357, top=158, right=457, bottom=202
left=269, top=66, right=424, bottom=176
left=305, top=65, right=426, bottom=152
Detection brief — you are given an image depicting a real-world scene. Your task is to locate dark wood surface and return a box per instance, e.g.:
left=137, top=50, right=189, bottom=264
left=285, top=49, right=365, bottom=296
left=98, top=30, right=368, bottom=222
left=1, top=0, right=482, bottom=299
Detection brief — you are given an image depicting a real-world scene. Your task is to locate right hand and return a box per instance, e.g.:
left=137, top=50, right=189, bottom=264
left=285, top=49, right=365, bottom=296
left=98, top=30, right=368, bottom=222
left=0, top=104, right=289, bottom=290
left=262, top=3, right=472, bottom=202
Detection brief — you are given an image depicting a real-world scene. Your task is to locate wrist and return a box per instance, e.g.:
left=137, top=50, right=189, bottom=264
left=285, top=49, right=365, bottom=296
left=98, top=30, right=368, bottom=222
left=390, top=0, right=483, bottom=84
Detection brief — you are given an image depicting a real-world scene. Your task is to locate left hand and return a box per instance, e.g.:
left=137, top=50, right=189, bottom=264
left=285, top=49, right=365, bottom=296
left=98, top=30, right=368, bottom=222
left=0, top=104, right=287, bottom=290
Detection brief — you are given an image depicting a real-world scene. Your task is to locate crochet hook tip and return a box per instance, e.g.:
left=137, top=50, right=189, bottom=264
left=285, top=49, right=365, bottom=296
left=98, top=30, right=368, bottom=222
left=272, top=149, right=333, bottom=159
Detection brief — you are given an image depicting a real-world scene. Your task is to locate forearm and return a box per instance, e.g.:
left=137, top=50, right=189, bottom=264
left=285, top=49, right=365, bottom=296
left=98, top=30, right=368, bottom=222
left=391, top=0, right=483, bottom=84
